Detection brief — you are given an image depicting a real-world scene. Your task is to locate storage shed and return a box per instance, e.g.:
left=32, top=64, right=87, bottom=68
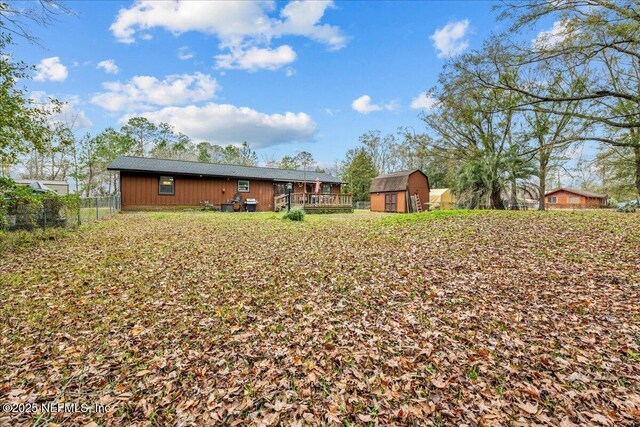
left=370, top=170, right=429, bottom=213
left=429, top=188, right=456, bottom=210
left=15, top=179, right=69, bottom=195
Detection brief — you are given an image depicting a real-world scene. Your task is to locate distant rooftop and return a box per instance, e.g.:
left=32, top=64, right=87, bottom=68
left=545, top=187, right=607, bottom=199
left=107, top=156, right=343, bottom=184
left=15, top=179, right=68, bottom=186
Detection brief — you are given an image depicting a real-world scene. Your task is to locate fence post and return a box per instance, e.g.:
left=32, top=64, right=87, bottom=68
left=95, top=198, right=99, bottom=220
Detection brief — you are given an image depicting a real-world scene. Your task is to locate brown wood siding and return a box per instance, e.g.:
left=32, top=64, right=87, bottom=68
left=397, top=191, right=407, bottom=213
left=370, top=193, right=385, bottom=212
left=370, top=191, right=407, bottom=212
left=121, top=172, right=275, bottom=211
left=407, top=171, right=429, bottom=211
left=545, top=190, right=607, bottom=209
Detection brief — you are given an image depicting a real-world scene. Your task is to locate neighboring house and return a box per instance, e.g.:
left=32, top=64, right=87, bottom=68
left=107, top=156, right=349, bottom=212
left=429, top=188, right=456, bottom=210
left=523, top=199, right=540, bottom=210
left=504, top=198, right=539, bottom=210
left=544, top=187, right=608, bottom=208
left=370, top=170, right=429, bottom=213
left=15, top=179, right=69, bottom=195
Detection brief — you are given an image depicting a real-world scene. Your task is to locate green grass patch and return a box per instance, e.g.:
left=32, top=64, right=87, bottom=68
left=304, top=208, right=354, bottom=214
left=0, top=228, right=70, bottom=254
left=376, top=209, right=480, bottom=225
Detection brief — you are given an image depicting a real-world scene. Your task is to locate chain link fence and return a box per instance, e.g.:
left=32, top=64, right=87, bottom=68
left=3, top=194, right=120, bottom=231
left=76, top=194, right=121, bottom=226
left=353, top=201, right=371, bottom=210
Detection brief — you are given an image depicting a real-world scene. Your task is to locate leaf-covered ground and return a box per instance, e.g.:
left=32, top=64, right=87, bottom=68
left=1, top=210, right=639, bottom=426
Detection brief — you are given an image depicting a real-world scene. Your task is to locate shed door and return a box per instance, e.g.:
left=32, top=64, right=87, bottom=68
left=384, top=193, right=397, bottom=212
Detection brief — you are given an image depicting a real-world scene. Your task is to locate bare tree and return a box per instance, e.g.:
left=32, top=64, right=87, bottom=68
left=473, top=0, right=640, bottom=196
left=0, top=1, right=73, bottom=45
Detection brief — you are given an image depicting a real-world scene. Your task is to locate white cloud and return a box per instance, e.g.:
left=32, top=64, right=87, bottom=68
left=110, top=0, right=346, bottom=72
left=271, top=1, right=347, bottom=50
left=29, top=91, right=92, bottom=129
left=384, top=99, right=400, bottom=112
left=110, top=1, right=271, bottom=43
left=533, top=20, right=575, bottom=50
left=352, top=95, right=381, bottom=114
left=90, top=72, right=219, bottom=112
left=96, top=59, right=120, bottom=74
left=429, top=19, right=470, bottom=58
left=410, top=92, right=437, bottom=110
left=215, top=44, right=296, bottom=71
left=126, top=103, right=316, bottom=148
left=351, top=95, right=397, bottom=114
left=110, top=0, right=345, bottom=47
left=34, top=57, right=68, bottom=82
left=177, top=46, right=194, bottom=60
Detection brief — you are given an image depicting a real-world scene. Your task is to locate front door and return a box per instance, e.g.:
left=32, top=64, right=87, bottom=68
left=384, top=193, right=397, bottom=212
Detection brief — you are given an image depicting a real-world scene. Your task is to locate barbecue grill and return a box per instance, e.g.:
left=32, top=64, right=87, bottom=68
left=244, top=198, right=258, bottom=212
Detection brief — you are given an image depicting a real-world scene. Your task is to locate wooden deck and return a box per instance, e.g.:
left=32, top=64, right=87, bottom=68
left=274, top=193, right=353, bottom=212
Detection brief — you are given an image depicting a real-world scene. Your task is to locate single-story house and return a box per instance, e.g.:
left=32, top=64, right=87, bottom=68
left=544, top=187, right=608, bottom=208
left=107, top=156, right=350, bottom=212
left=15, top=179, right=69, bottom=195
left=370, top=170, right=430, bottom=213
left=429, top=188, right=456, bottom=210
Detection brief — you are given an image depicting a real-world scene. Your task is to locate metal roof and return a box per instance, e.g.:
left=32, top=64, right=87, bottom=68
left=107, top=156, right=344, bottom=184
left=15, top=179, right=68, bottom=186
left=545, top=187, right=607, bottom=199
left=370, top=170, right=424, bottom=193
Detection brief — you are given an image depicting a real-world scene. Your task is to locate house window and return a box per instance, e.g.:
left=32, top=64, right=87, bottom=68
left=569, top=197, right=580, bottom=204
left=385, top=193, right=397, bottom=212
left=548, top=196, right=557, bottom=204
left=322, top=184, right=331, bottom=194
left=159, top=176, right=174, bottom=195
left=238, top=180, right=250, bottom=192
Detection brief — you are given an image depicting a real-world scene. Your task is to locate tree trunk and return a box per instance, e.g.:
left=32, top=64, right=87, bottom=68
left=85, top=164, right=93, bottom=197
left=635, top=145, right=640, bottom=200
left=490, top=185, right=504, bottom=210
left=510, top=178, right=518, bottom=210
left=538, top=163, right=546, bottom=211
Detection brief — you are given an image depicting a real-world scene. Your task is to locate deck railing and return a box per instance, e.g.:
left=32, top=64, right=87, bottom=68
left=274, top=193, right=352, bottom=210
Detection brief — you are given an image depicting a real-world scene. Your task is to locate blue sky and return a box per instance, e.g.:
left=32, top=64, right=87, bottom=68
left=14, top=0, right=544, bottom=168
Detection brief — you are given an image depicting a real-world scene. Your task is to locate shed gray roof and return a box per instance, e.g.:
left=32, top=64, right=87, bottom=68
left=545, top=187, right=607, bottom=199
left=107, top=156, right=343, bottom=184
left=370, top=170, right=423, bottom=193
